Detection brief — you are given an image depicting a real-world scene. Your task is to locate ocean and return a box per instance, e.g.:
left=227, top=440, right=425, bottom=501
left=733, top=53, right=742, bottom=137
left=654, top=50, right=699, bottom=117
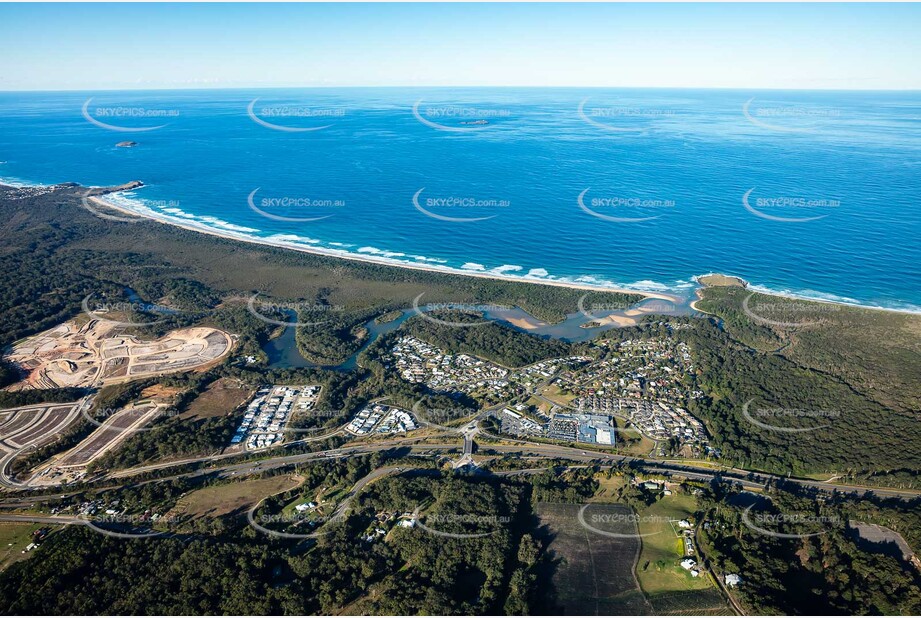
left=1, top=87, right=919, bottom=311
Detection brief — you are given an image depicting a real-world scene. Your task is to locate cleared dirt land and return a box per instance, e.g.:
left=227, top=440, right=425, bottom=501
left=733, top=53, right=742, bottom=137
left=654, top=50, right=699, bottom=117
left=166, top=475, right=303, bottom=524
left=23, top=403, right=168, bottom=487
left=181, top=378, right=255, bottom=420
left=0, top=402, right=82, bottom=451
left=4, top=318, right=232, bottom=390
left=57, top=403, right=167, bottom=468
left=536, top=502, right=652, bottom=616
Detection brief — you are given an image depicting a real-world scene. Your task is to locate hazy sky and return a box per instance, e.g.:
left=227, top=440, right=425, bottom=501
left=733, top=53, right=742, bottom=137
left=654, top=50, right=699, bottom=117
left=1, top=3, right=919, bottom=91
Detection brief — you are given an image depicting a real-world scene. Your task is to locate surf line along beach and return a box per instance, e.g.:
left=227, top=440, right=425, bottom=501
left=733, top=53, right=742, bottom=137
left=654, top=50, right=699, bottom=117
left=85, top=189, right=684, bottom=305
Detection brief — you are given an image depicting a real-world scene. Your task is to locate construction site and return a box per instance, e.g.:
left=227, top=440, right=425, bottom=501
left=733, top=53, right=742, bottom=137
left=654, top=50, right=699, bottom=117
left=4, top=319, right=233, bottom=390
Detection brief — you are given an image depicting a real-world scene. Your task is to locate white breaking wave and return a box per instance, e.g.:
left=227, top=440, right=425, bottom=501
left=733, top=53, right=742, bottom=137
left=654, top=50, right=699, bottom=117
left=265, top=233, right=321, bottom=245
left=626, top=279, right=672, bottom=291
left=748, top=285, right=860, bottom=305
left=121, top=199, right=261, bottom=234
left=0, top=175, right=51, bottom=188
left=358, top=246, right=407, bottom=259
left=66, top=186, right=921, bottom=315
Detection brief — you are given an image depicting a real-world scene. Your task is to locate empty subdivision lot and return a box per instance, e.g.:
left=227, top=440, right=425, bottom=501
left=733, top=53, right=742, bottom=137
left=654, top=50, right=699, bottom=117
left=536, top=502, right=652, bottom=616
left=0, top=403, right=82, bottom=451
left=55, top=403, right=166, bottom=467
left=181, top=378, right=255, bottom=420
left=166, top=475, right=303, bottom=524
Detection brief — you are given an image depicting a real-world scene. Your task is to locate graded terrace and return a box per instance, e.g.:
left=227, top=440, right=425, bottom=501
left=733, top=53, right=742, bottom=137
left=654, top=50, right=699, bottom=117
left=0, top=182, right=919, bottom=616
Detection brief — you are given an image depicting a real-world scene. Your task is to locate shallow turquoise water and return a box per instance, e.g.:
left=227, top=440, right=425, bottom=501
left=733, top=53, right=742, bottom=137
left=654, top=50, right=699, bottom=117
left=1, top=88, right=919, bottom=311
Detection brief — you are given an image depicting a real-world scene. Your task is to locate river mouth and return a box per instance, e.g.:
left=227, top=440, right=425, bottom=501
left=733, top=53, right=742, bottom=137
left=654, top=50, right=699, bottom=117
left=262, top=294, right=697, bottom=372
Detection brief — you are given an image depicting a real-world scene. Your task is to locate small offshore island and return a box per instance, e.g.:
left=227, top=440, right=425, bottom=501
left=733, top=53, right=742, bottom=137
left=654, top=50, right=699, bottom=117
left=1, top=3, right=920, bottom=615
left=1, top=180, right=920, bottom=617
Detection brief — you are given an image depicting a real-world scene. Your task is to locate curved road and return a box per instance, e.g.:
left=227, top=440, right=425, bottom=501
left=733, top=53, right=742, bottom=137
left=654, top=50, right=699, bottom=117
left=3, top=413, right=918, bottom=502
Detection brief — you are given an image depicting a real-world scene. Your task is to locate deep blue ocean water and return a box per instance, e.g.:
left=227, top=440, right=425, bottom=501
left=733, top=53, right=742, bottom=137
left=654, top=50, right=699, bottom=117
left=1, top=88, right=919, bottom=311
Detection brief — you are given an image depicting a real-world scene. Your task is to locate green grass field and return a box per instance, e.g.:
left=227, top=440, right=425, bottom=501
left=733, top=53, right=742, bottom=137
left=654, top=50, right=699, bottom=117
left=634, top=493, right=731, bottom=615
left=0, top=522, right=47, bottom=572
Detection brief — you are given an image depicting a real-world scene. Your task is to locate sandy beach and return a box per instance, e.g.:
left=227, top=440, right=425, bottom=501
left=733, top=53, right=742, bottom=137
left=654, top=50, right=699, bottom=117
left=87, top=194, right=684, bottom=304
left=502, top=315, right=547, bottom=331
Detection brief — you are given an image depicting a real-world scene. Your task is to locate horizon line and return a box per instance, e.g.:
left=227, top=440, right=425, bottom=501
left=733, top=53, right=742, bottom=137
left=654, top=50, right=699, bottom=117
left=2, top=85, right=920, bottom=94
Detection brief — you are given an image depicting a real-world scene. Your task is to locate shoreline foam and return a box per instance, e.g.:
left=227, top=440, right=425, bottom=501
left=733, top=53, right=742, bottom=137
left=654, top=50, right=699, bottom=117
left=3, top=177, right=920, bottom=316
left=96, top=192, right=921, bottom=316
left=86, top=192, right=686, bottom=303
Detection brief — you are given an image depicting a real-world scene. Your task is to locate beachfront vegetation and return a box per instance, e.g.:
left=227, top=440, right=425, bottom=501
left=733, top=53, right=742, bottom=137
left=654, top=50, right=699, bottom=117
left=0, top=184, right=640, bottom=357
left=696, top=286, right=921, bottom=415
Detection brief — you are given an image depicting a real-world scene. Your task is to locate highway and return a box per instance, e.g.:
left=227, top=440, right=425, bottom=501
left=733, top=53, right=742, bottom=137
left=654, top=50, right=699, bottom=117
left=3, top=398, right=918, bottom=504
left=11, top=434, right=917, bottom=507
